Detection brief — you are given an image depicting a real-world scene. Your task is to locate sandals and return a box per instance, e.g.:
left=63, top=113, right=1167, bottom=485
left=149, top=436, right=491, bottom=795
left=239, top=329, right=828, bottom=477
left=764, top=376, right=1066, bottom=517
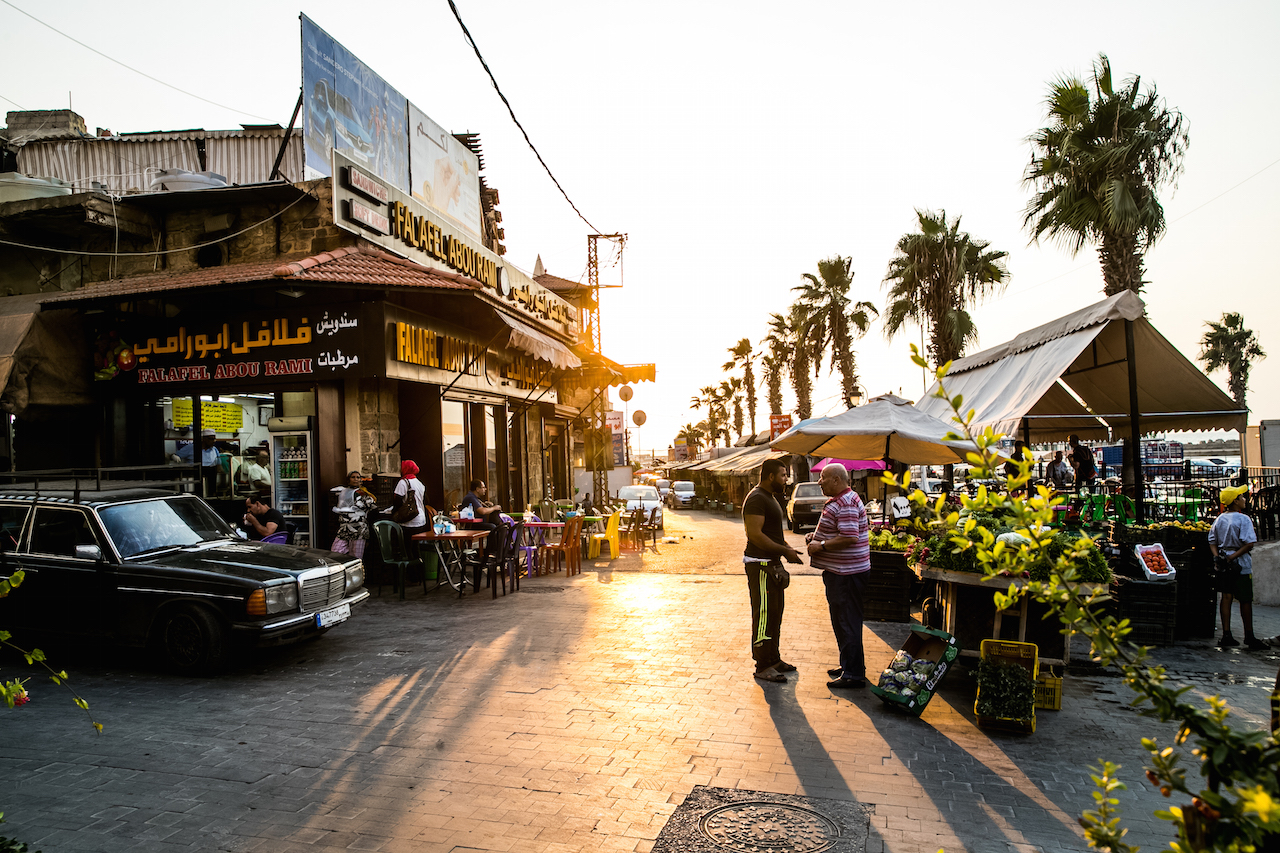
left=753, top=666, right=787, bottom=683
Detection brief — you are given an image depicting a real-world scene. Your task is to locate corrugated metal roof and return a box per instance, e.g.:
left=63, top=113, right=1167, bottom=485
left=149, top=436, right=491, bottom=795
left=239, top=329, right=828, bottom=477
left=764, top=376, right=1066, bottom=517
left=15, top=129, right=303, bottom=193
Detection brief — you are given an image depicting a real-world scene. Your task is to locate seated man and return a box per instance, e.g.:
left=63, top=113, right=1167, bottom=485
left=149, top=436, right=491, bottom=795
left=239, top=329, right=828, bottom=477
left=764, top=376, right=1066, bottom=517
left=460, top=479, right=505, bottom=551
left=241, top=494, right=286, bottom=541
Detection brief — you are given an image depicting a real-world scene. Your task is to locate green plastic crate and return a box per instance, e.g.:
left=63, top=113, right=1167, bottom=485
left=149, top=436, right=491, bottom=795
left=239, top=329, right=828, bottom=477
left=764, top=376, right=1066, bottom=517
left=870, top=623, right=961, bottom=716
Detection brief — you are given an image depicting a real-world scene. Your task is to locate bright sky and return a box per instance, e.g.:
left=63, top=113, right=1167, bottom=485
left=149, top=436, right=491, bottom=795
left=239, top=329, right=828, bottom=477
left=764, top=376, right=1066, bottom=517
left=4, top=1, right=1278, bottom=456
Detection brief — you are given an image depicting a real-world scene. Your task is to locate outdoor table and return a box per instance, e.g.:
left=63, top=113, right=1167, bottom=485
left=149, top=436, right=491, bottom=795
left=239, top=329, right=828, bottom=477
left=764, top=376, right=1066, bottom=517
left=521, top=521, right=564, bottom=576
left=913, top=563, right=1106, bottom=666
left=411, top=529, right=490, bottom=598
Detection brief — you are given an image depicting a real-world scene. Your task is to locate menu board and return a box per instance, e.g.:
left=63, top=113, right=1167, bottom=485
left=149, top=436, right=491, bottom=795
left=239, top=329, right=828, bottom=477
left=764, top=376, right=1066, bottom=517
left=172, top=400, right=245, bottom=433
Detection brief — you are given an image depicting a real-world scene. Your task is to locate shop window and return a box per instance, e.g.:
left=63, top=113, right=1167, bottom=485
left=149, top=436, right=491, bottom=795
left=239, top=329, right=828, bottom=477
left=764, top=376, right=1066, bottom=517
left=442, top=399, right=466, bottom=510
left=486, top=407, right=500, bottom=503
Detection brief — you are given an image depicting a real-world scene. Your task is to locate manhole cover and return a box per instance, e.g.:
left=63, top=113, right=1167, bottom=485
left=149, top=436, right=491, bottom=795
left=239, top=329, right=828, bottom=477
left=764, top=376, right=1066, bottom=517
left=654, top=786, right=870, bottom=853
left=701, top=801, right=840, bottom=852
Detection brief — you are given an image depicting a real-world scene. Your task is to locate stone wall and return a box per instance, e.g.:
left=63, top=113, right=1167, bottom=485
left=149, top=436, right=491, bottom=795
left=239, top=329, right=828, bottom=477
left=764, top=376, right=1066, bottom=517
left=358, top=377, right=399, bottom=477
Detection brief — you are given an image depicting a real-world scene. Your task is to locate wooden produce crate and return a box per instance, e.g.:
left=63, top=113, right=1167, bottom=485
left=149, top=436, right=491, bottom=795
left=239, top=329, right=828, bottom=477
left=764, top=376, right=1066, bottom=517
left=975, top=639, right=1038, bottom=733
left=870, top=624, right=961, bottom=716
left=865, top=550, right=913, bottom=622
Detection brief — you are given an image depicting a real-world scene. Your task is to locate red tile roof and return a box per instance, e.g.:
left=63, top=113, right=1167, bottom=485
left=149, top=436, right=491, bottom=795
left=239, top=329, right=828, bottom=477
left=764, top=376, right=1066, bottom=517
left=43, top=242, right=482, bottom=303
left=534, top=272, right=587, bottom=295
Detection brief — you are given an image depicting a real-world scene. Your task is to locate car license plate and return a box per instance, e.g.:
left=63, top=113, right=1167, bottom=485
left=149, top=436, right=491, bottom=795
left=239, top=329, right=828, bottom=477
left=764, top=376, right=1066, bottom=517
left=315, top=603, right=350, bottom=628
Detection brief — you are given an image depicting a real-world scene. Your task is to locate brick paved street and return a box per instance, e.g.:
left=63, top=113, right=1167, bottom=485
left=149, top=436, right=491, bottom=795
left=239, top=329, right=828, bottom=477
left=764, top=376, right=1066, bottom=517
left=4, top=507, right=1278, bottom=852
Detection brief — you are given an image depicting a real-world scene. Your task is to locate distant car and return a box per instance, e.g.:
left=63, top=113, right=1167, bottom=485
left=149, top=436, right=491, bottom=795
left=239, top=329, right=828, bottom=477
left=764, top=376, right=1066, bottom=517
left=654, top=479, right=671, bottom=502
left=668, top=481, right=696, bottom=508
left=786, top=481, right=826, bottom=531
left=307, top=79, right=375, bottom=165
left=618, top=485, right=664, bottom=530
left=0, top=487, right=369, bottom=673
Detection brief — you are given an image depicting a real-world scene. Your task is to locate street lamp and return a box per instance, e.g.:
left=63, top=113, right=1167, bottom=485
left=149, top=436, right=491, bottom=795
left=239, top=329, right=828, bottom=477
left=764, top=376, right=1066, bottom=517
left=846, top=386, right=863, bottom=409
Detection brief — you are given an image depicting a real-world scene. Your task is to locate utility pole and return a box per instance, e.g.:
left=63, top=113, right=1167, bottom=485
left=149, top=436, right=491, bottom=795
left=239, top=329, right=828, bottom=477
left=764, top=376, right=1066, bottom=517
left=586, top=233, right=626, bottom=505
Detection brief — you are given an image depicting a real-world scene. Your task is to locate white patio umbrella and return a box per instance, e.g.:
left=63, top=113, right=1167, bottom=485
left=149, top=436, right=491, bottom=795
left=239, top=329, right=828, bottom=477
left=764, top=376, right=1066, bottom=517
left=770, top=394, right=979, bottom=465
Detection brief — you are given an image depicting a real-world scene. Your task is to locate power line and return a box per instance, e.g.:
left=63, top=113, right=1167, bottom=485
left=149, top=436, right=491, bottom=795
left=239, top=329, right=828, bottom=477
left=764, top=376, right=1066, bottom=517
left=0, top=0, right=274, bottom=123
left=446, top=0, right=601, bottom=233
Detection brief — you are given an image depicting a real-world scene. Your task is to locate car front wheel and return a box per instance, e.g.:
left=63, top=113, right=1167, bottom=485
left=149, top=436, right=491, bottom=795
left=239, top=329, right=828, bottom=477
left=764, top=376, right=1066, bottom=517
left=159, top=605, right=228, bottom=674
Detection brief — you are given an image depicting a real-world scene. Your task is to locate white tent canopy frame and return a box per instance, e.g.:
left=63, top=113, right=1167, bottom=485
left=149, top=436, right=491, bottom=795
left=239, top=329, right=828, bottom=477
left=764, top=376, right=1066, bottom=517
left=914, top=291, right=1245, bottom=522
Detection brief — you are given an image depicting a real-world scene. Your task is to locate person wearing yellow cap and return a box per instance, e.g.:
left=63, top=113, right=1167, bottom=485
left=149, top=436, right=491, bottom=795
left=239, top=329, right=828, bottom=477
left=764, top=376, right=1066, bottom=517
left=1209, top=484, right=1267, bottom=651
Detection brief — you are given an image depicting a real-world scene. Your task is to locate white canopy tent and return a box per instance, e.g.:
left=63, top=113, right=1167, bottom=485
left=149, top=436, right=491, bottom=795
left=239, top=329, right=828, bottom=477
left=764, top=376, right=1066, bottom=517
left=914, top=291, right=1244, bottom=522
left=914, top=291, right=1243, bottom=443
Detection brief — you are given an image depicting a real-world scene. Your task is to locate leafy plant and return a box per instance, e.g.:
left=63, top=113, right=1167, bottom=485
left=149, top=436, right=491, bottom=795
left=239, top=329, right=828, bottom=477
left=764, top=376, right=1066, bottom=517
left=900, top=344, right=1280, bottom=852
left=975, top=657, right=1035, bottom=720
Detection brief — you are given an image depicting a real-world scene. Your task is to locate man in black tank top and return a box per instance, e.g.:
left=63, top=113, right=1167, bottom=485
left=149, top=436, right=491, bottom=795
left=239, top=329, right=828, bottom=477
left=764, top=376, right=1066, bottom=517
left=742, top=457, right=804, bottom=683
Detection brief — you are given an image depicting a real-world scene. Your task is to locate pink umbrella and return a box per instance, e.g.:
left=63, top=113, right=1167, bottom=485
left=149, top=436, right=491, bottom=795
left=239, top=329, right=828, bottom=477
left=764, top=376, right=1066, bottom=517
left=810, top=457, right=888, bottom=472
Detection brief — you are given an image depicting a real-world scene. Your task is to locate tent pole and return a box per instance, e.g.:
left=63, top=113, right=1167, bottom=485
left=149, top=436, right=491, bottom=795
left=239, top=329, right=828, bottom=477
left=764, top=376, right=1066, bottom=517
left=1126, top=319, right=1145, bottom=524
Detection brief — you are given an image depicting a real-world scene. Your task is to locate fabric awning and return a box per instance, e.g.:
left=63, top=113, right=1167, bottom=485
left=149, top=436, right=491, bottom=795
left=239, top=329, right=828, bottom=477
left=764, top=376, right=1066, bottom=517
left=916, top=292, right=1244, bottom=442
left=811, top=458, right=888, bottom=472
left=0, top=309, right=93, bottom=416
left=690, top=445, right=789, bottom=476
left=493, top=311, right=581, bottom=370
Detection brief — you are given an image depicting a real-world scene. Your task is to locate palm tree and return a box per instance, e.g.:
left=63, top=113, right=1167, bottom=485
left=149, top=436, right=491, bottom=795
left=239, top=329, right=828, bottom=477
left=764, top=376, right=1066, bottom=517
left=723, top=339, right=757, bottom=438
left=792, top=256, right=878, bottom=408
left=882, top=209, right=1011, bottom=366
left=760, top=315, right=793, bottom=417
left=775, top=305, right=814, bottom=420
left=720, top=377, right=744, bottom=442
left=1023, top=53, right=1189, bottom=296
left=689, top=385, right=724, bottom=448
left=676, top=422, right=706, bottom=455
left=1199, top=312, right=1265, bottom=440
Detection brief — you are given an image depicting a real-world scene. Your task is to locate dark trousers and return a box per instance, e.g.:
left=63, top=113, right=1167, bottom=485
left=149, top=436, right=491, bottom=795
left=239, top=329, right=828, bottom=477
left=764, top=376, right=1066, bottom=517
left=824, top=570, right=868, bottom=679
left=746, top=561, right=785, bottom=672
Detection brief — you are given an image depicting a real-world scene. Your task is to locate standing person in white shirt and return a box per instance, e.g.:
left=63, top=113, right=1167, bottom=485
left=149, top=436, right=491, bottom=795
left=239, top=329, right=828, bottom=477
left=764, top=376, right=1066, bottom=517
left=1209, top=484, right=1267, bottom=651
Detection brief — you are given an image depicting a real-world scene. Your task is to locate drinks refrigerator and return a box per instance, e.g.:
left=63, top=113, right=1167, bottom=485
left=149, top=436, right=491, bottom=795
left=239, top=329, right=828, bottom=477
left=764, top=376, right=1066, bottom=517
left=271, top=428, right=314, bottom=548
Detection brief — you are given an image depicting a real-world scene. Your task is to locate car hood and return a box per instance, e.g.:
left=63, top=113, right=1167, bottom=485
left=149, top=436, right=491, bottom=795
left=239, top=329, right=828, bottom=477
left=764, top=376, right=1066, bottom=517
left=129, top=539, right=347, bottom=582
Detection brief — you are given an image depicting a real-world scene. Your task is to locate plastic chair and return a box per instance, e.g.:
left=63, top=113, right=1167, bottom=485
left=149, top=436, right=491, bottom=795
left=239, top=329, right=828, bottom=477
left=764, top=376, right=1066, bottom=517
left=518, top=514, right=541, bottom=576
left=641, top=506, right=662, bottom=547
left=540, top=515, right=583, bottom=576
left=479, top=521, right=517, bottom=599
left=621, top=508, right=646, bottom=551
left=372, top=520, right=425, bottom=601
left=261, top=532, right=288, bottom=544
left=589, top=510, right=622, bottom=560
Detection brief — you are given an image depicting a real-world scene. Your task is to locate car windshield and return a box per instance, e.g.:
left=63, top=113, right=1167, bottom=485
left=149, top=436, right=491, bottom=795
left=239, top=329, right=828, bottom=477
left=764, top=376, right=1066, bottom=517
left=673, top=482, right=695, bottom=493
left=619, top=486, right=659, bottom=501
left=793, top=483, right=824, bottom=498
left=100, top=496, right=236, bottom=559
left=655, top=480, right=671, bottom=489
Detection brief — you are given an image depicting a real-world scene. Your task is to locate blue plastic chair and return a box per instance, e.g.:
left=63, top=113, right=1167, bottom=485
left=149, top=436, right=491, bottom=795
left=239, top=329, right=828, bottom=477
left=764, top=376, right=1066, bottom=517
left=261, top=532, right=288, bottom=544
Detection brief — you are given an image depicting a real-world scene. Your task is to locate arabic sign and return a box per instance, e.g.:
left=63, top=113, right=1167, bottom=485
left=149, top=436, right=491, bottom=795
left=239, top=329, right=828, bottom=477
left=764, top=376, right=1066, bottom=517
left=171, top=400, right=244, bottom=432
left=109, top=304, right=380, bottom=387
left=332, top=151, right=577, bottom=336
left=301, top=15, right=482, bottom=240
left=770, top=414, right=793, bottom=441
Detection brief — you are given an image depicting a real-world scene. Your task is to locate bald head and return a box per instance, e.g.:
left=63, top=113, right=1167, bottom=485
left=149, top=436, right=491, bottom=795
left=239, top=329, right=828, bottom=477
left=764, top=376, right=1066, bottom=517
left=819, top=463, right=850, bottom=495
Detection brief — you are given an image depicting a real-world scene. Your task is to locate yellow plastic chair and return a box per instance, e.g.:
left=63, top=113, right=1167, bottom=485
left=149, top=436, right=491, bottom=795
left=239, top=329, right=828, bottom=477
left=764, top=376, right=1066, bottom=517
left=589, top=510, right=622, bottom=560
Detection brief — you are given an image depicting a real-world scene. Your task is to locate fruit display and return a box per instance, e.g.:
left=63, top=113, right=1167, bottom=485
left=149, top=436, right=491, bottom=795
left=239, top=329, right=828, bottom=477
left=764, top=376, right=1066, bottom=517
left=869, top=527, right=916, bottom=552
left=1134, top=542, right=1177, bottom=581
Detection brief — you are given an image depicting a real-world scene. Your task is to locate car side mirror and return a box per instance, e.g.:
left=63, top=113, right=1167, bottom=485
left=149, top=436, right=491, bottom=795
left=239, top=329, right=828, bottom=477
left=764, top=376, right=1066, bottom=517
left=75, top=544, right=103, bottom=561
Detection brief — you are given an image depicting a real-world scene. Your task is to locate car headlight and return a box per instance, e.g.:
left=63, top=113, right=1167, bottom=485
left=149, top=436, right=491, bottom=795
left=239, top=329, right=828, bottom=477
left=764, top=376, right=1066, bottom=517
left=345, top=561, right=364, bottom=593
left=247, top=583, right=299, bottom=616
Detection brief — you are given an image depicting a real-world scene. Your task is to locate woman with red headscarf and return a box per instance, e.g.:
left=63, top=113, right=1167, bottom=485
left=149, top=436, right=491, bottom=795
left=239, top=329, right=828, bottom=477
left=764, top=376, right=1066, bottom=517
left=390, top=460, right=428, bottom=539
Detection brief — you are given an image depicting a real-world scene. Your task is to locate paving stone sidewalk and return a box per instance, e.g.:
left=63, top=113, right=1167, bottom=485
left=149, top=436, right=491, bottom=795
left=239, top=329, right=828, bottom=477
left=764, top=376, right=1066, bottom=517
left=4, top=509, right=1278, bottom=853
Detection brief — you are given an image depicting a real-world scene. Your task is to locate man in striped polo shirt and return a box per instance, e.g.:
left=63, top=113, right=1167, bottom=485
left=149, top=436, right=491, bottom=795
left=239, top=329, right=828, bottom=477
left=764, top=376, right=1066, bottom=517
left=806, top=463, right=871, bottom=688
left=742, top=457, right=805, bottom=683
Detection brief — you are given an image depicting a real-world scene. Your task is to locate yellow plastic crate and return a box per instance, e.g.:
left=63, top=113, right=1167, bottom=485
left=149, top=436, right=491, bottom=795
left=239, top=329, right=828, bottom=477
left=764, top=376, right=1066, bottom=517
left=1035, top=670, right=1063, bottom=711
left=975, top=639, right=1039, bottom=733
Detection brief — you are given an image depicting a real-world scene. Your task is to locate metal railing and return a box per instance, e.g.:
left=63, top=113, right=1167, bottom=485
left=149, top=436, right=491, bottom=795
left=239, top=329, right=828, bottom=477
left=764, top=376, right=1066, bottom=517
left=0, top=464, right=202, bottom=501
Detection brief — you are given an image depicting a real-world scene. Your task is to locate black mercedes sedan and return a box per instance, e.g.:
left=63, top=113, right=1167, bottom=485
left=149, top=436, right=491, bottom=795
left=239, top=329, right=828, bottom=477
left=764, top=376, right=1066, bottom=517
left=0, top=488, right=369, bottom=672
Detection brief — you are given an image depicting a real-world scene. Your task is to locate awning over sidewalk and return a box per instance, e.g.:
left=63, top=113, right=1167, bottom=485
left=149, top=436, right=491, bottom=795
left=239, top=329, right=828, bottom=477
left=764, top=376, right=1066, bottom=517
left=916, top=291, right=1244, bottom=442
left=493, top=310, right=581, bottom=370
left=0, top=308, right=92, bottom=416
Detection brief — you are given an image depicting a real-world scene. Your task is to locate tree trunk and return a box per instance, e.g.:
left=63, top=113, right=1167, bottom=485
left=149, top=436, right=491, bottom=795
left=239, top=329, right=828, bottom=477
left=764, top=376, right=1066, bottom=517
left=1098, top=233, right=1146, bottom=296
